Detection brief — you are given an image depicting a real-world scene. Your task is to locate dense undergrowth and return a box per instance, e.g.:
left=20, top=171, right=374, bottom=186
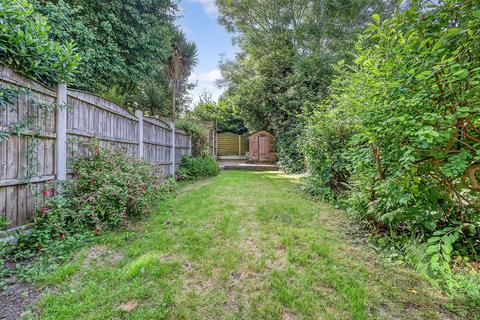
left=302, top=1, right=480, bottom=308
left=0, top=141, right=178, bottom=286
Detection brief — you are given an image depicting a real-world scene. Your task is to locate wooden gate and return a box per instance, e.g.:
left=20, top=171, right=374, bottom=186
left=217, top=132, right=248, bottom=159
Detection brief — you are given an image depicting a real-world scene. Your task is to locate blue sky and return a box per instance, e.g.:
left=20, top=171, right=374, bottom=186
left=178, top=0, right=237, bottom=106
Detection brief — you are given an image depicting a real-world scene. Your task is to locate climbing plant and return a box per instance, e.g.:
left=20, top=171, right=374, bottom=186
left=0, top=0, right=79, bottom=229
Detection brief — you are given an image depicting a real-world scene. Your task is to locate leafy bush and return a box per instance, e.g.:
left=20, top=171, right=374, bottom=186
left=1, top=141, right=176, bottom=264
left=275, top=129, right=305, bottom=173
left=302, top=0, right=480, bottom=304
left=31, top=0, right=177, bottom=96
left=0, top=0, right=80, bottom=84
left=176, top=156, right=220, bottom=180
left=301, top=101, right=353, bottom=201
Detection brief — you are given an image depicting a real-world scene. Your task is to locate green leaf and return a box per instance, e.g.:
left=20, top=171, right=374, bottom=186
left=427, top=236, right=441, bottom=244
left=426, top=245, right=439, bottom=254
left=453, top=69, right=469, bottom=79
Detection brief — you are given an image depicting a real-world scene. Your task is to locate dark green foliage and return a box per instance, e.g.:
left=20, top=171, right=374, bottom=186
left=176, top=118, right=210, bottom=157
left=275, top=128, right=305, bottom=173
left=32, top=0, right=177, bottom=96
left=0, top=0, right=80, bottom=84
left=177, top=156, right=220, bottom=181
left=191, top=95, right=247, bottom=135
left=135, top=79, right=171, bottom=115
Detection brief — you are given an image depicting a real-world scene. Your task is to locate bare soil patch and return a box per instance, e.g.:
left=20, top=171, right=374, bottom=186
left=0, top=282, right=42, bottom=320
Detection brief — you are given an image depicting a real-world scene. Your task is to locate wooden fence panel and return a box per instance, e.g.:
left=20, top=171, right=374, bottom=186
left=175, top=130, right=190, bottom=171
left=217, top=132, right=248, bottom=158
left=0, top=67, right=191, bottom=231
left=0, top=66, right=56, bottom=230
left=143, top=116, right=172, bottom=177
left=66, top=90, right=139, bottom=173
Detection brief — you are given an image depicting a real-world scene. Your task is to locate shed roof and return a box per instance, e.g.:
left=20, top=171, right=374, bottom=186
left=248, top=130, right=274, bottom=138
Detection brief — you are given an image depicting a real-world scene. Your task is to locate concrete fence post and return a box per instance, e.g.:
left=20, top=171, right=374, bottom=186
left=189, top=136, right=192, bottom=156
left=170, top=121, right=176, bottom=176
left=135, top=110, right=144, bottom=159
left=55, top=84, right=67, bottom=184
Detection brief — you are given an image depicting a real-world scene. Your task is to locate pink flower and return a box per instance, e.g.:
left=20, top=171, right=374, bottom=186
left=40, top=207, right=47, bottom=216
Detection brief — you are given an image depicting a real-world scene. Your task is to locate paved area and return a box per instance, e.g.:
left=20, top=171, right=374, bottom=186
left=218, top=159, right=279, bottom=171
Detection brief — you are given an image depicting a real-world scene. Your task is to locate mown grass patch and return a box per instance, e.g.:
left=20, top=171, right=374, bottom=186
left=33, top=171, right=472, bottom=319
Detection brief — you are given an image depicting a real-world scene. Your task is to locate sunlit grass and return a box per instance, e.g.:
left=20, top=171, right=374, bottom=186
left=34, top=171, right=464, bottom=319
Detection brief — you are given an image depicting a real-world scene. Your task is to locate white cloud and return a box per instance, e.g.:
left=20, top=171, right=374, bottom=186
left=189, top=69, right=222, bottom=83
left=190, top=0, right=218, bottom=17
left=188, top=69, right=224, bottom=105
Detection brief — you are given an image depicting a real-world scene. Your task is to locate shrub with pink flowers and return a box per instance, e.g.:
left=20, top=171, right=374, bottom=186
left=4, top=140, right=176, bottom=258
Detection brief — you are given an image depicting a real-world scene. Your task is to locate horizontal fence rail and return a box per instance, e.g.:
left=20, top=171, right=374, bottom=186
left=0, top=66, right=191, bottom=231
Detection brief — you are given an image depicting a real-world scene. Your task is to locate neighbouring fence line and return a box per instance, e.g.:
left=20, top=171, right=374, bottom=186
left=0, top=66, right=191, bottom=231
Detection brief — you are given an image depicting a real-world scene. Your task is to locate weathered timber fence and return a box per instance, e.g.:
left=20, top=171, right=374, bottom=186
left=0, top=66, right=191, bottom=231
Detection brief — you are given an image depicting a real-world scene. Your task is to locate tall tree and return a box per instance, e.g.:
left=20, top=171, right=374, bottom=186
left=164, top=30, right=198, bottom=175
left=164, top=30, right=198, bottom=122
left=216, top=0, right=399, bottom=172
left=32, top=0, right=178, bottom=98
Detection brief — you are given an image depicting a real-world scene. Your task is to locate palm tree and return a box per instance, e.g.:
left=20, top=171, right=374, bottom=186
left=135, top=79, right=169, bottom=116
left=164, top=30, right=198, bottom=175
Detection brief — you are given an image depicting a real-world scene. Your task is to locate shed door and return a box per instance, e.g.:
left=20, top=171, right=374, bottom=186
left=259, top=136, right=269, bottom=161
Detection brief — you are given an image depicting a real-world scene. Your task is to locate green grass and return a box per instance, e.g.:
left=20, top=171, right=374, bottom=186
left=33, top=171, right=470, bottom=319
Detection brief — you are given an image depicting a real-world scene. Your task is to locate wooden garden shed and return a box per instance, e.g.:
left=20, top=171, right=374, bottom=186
left=248, top=131, right=275, bottom=162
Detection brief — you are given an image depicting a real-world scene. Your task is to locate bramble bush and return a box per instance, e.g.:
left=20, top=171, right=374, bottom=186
left=176, top=156, right=220, bottom=180
left=302, top=0, right=480, bottom=306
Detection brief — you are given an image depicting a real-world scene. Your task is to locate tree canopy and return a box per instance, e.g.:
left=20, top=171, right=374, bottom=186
left=216, top=0, right=398, bottom=171
left=31, top=0, right=190, bottom=113
left=190, top=94, right=247, bottom=134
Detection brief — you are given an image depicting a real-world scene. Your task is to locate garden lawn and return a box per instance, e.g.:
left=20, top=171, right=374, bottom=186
left=34, top=171, right=468, bottom=319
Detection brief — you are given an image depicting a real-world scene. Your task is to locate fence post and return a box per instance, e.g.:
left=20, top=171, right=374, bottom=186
left=212, top=129, right=216, bottom=157
left=135, top=110, right=144, bottom=159
left=189, top=136, right=192, bottom=156
left=238, top=135, right=241, bottom=157
left=55, top=84, right=67, bottom=184
left=170, top=121, right=176, bottom=176
left=215, top=131, right=218, bottom=158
